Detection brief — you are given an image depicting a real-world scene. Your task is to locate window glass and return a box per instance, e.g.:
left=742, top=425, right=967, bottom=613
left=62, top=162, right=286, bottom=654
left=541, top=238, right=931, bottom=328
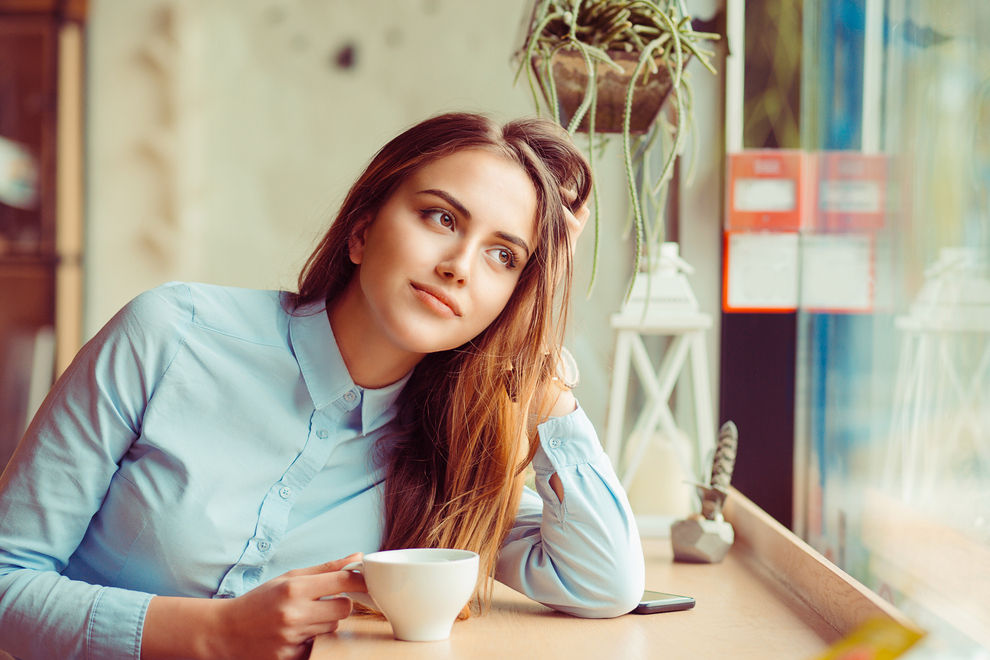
left=796, top=2, right=990, bottom=656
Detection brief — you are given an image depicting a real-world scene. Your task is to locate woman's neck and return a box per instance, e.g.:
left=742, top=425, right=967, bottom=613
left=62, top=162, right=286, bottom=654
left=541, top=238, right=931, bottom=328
left=327, top=282, right=423, bottom=390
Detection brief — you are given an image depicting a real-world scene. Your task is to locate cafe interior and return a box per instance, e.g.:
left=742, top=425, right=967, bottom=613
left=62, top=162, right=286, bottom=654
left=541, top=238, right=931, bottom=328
left=1, top=1, right=988, bottom=658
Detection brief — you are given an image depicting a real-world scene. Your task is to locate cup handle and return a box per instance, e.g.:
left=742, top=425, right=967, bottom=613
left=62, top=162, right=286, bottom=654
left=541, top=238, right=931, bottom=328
left=340, top=560, right=378, bottom=611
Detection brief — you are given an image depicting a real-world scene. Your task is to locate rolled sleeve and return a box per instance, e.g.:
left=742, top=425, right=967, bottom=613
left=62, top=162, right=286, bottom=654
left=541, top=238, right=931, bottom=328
left=0, top=570, right=152, bottom=659
left=89, top=586, right=154, bottom=659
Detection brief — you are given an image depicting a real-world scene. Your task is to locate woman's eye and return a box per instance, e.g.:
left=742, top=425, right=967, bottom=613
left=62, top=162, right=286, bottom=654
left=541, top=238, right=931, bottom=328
left=423, top=209, right=455, bottom=230
left=489, top=247, right=518, bottom=269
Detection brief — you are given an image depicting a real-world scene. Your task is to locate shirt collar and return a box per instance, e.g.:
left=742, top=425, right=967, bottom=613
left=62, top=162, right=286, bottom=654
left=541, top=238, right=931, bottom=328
left=287, top=299, right=411, bottom=434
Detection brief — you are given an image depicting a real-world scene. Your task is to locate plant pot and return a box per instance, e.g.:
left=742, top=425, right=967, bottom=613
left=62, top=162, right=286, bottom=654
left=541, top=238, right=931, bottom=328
left=534, top=48, right=682, bottom=134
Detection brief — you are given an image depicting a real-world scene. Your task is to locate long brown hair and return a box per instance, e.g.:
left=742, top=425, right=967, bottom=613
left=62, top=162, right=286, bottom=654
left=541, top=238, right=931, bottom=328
left=290, top=113, right=591, bottom=610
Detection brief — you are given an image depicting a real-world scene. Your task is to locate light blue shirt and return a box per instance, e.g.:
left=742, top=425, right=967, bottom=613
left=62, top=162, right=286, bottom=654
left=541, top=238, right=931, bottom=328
left=0, top=282, right=643, bottom=659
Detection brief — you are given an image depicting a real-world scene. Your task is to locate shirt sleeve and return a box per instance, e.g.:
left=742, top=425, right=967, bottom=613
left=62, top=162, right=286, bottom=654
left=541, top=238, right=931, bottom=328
left=494, top=404, right=645, bottom=618
left=0, top=284, right=189, bottom=660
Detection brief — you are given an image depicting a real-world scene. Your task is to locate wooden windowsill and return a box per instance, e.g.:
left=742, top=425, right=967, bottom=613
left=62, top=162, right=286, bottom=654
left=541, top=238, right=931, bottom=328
left=310, top=488, right=915, bottom=659
left=724, top=487, right=916, bottom=636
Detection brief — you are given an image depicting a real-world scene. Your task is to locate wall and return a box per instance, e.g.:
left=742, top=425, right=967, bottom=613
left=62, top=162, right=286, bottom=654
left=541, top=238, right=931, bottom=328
left=86, top=0, right=536, bottom=322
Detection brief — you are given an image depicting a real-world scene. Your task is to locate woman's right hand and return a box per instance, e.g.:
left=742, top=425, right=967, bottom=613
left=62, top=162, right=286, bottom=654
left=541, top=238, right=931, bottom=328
left=213, top=554, right=367, bottom=659
left=142, top=554, right=367, bottom=660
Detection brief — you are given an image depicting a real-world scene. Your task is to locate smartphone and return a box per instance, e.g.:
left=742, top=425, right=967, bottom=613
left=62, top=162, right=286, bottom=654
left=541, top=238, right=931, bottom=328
left=632, top=589, right=696, bottom=614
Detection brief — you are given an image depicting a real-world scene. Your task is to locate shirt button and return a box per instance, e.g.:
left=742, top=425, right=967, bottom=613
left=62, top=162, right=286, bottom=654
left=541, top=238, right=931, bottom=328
left=278, top=486, right=291, bottom=499
left=343, top=391, right=357, bottom=403
left=316, top=429, right=329, bottom=439
left=549, top=438, right=561, bottom=448
left=256, top=539, right=271, bottom=552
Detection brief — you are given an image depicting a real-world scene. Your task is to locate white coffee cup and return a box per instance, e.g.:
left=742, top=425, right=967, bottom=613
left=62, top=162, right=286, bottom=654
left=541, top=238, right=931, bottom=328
left=344, top=548, right=479, bottom=642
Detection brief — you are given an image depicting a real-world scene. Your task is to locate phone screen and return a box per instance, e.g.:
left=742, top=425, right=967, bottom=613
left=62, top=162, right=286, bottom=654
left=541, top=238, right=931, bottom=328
left=632, top=589, right=696, bottom=614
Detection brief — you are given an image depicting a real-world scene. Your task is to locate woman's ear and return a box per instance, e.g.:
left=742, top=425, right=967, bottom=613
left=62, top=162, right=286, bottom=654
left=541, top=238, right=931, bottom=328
left=348, top=215, right=372, bottom=265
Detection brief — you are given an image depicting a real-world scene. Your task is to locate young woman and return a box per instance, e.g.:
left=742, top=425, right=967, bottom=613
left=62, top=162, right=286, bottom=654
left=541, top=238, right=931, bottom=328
left=0, top=113, right=644, bottom=659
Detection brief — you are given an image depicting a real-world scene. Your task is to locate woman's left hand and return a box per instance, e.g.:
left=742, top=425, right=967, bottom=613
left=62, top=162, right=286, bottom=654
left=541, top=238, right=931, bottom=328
left=561, top=188, right=591, bottom=250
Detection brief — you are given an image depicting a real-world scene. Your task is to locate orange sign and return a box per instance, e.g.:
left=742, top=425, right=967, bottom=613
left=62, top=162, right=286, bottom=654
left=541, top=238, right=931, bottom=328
left=813, top=151, right=888, bottom=232
left=726, top=150, right=811, bottom=232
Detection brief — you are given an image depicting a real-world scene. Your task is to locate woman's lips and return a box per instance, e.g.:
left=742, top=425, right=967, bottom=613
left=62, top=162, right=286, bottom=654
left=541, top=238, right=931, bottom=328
left=411, top=283, right=462, bottom=317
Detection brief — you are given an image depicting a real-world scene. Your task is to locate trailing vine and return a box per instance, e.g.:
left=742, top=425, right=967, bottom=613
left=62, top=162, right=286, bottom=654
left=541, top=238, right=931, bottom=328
left=515, top=0, right=718, bottom=289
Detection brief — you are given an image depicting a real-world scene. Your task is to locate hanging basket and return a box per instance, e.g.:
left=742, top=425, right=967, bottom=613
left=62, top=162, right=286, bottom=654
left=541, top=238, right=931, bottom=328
left=534, top=48, right=683, bottom=134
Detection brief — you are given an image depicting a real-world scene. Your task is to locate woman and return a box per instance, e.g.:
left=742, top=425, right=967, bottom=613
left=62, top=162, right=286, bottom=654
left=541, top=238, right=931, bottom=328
left=0, top=113, right=643, bottom=659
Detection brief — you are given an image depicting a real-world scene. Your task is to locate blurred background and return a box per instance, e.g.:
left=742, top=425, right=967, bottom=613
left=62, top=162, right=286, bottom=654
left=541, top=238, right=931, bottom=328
left=1, top=0, right=988, bottom=656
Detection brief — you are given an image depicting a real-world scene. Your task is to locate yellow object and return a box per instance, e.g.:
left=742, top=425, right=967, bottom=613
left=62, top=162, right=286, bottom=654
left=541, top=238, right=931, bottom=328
left=809, top=617, right=925, bottom=660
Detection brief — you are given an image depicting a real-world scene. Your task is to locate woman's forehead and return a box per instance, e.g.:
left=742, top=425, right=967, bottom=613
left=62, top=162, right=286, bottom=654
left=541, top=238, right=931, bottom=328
left=403, top=150, right=538, bottom=224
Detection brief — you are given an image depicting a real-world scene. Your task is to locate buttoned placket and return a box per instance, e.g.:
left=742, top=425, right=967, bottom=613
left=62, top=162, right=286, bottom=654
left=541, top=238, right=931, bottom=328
left=213, top=387, right=364, bottom=598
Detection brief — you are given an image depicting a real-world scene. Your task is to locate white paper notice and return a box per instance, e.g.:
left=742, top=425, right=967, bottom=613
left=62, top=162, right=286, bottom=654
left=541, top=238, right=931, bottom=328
left=799, top=234, right=874, bottom=312
left=725, top=233, right=799, bottom=310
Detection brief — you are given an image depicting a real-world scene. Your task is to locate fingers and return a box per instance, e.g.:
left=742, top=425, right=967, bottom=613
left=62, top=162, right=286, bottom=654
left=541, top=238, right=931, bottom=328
left=321, top=552, right=364, bottom=572
left=573, top=201, right=591, bottom=227
left=286, top=553, right=363, bottom=578
left=292, top=606, right=346, bottom=642
left=560, top=186, right=578, bottom=205
left=312, top=594, right=353, bottom=621
left=279, top=553, right=368, bottom=602
left=560, top=187, right=590, bottom=246
left=300, top=567, right=368, bottom=601
left=560, top=187, right=589, bottom=221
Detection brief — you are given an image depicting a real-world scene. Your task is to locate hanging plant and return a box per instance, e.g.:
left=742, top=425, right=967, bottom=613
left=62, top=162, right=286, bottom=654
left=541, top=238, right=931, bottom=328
left=516, top=0, right=719, bottom=289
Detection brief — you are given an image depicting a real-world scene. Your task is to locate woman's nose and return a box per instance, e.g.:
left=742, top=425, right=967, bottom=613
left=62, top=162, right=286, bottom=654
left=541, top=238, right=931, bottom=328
left=436, top=247, right=471, bottom=284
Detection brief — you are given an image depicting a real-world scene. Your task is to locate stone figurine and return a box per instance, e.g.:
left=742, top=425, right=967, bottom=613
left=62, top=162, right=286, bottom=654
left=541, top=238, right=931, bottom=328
left=671, top=420, right=738, bottom=563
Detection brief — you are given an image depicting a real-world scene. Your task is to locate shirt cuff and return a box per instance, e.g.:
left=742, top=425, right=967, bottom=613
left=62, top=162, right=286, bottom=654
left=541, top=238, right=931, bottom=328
left=533, top=404, right=604, bottom=473
left=87, top=586, right=154, bottom=659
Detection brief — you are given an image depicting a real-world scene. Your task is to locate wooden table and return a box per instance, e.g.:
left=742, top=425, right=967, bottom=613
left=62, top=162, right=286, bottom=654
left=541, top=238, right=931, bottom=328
left=311, top=490, right=913, bottom=660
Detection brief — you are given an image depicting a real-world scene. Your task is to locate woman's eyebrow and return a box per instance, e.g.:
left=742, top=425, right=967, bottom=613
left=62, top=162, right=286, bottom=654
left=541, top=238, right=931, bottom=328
left=418, top=188, right=531, bottom=258
left=418, top=189, right=471, bottom=219
left=496, top=231, right=531, bottom=259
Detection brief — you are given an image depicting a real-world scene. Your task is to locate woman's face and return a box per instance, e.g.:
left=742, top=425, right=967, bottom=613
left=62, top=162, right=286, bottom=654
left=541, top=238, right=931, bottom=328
left=345, top=148, right=538, bottom=362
